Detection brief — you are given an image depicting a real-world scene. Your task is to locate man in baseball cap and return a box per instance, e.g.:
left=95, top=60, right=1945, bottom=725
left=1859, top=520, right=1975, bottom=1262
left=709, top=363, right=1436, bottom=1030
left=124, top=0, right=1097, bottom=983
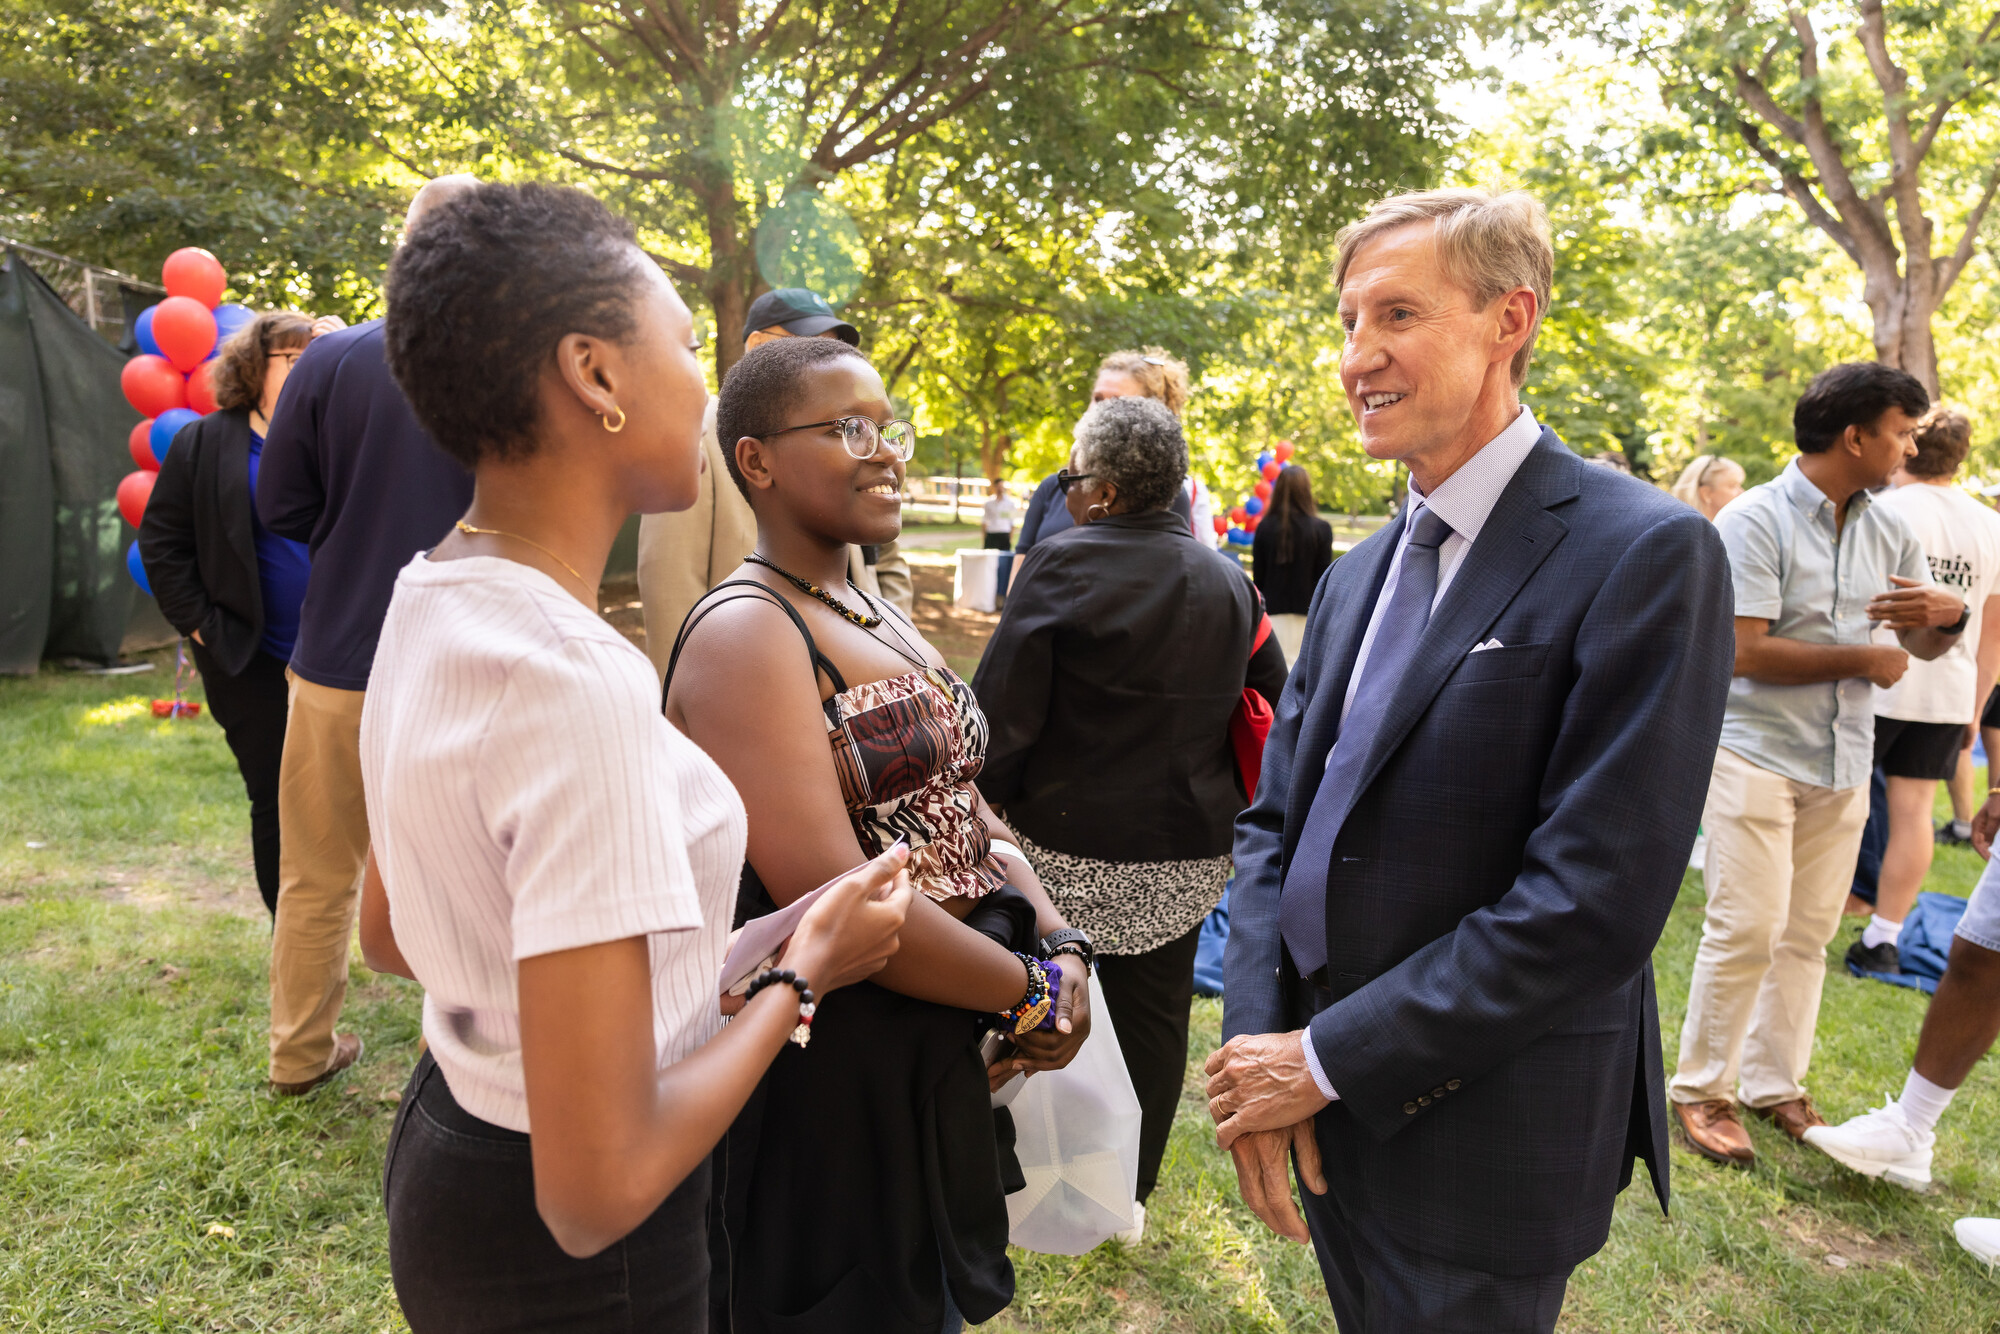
left=743, top=288, right=860, bottom=345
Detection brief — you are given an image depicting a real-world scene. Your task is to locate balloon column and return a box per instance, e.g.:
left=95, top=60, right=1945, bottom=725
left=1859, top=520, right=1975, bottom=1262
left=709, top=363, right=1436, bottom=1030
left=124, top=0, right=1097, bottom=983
left=1223, top=439, right=1296, bottom=550
left=117, top=247, right=244, bottom=592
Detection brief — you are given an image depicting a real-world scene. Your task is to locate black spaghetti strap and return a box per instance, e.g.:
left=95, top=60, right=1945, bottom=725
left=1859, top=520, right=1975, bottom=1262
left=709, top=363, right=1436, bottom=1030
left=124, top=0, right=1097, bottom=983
left=662, top=579, right=849, bottom=715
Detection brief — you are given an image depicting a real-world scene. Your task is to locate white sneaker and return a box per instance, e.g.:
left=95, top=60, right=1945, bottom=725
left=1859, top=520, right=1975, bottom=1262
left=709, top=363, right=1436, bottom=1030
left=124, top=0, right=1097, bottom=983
left=1801, top=1098, right=1934, bottom=1189
left=1111, top=1201, right=1146, bottom=1245
left=1956, top=1217, right=2000, bottom=1265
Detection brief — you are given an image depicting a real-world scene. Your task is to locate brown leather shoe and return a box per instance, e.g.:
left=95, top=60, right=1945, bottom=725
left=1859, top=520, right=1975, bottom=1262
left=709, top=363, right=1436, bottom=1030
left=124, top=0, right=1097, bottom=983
left=1675, top=1098, right=1756, bottom=1166
left=270, top=1033, right=363, bottom=1097
left=1753, top=1095, right=1826, bottom=1143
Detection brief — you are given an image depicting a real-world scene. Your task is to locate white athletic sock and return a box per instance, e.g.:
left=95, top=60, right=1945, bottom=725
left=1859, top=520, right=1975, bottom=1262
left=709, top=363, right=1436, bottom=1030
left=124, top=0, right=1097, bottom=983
left=1863, top=914, right=1905, bottom=950
left=1900, top=1069, right=1957, bottom=1136
left=1951, top=820, right=1974, bottom=838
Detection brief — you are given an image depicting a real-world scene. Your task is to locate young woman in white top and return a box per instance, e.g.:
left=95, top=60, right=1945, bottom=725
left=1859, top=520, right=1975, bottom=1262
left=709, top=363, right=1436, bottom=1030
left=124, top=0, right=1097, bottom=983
left=356, top=181, right=913, bottom=1331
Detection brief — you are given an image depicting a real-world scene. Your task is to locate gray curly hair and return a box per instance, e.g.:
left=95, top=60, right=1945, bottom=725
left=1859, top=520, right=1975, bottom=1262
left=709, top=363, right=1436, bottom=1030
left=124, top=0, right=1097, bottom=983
left=1073, top=396, right=1187, bottom=514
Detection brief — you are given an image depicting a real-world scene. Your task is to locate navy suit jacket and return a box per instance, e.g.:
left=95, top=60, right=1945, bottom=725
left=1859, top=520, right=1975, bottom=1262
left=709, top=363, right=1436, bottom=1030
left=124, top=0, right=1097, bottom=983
left=1223, top=430, right=1733, bottom=1275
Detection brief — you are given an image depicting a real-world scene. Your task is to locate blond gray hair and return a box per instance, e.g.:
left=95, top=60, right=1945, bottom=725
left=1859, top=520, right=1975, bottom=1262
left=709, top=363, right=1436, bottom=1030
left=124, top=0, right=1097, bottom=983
left=1334, top=187, right=1554, bottom=385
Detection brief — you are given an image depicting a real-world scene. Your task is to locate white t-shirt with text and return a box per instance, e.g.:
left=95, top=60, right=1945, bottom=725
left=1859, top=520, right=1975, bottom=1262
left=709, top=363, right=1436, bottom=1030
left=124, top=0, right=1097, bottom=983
left=1873, top=481, right=2000, bottom=724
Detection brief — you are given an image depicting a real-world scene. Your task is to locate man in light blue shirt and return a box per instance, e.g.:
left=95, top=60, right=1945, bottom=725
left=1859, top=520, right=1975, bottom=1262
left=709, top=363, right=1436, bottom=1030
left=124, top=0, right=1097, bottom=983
left=1672, top=362, right=1969, bottom=1169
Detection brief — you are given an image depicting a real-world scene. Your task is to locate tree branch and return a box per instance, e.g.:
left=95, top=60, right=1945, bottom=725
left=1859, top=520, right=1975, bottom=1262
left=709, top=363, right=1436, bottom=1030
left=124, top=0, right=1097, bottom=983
left=1938, top=156, right=2000, bottom=297
left=1735, top=118, right=1862, bottom=265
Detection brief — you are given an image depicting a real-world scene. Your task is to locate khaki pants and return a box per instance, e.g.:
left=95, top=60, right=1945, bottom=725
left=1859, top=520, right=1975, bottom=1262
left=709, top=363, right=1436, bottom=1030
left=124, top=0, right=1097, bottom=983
left=1670, top=746, right=1869, bottom=1108
left=269, top=671, right=369, bottom=1084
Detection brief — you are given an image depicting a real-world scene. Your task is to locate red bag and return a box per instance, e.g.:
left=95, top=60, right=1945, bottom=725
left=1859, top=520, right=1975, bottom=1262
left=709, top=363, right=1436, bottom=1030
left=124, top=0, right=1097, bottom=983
left=1230, top=613, right=1275, bottom=800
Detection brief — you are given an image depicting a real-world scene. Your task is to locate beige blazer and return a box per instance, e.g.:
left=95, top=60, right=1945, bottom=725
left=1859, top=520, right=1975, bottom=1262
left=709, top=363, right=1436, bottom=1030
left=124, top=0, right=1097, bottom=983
left=637, top=402, right=912, bottom=683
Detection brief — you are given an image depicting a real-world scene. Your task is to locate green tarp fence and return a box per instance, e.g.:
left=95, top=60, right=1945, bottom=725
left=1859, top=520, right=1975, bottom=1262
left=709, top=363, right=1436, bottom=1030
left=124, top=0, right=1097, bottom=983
left=0, top=249, right=148, bottom=672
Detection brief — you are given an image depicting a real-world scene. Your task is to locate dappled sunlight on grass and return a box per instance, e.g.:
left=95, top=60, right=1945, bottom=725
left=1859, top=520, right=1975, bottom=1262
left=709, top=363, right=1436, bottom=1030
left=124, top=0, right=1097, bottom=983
left=77, top=696, right=151, bottom=727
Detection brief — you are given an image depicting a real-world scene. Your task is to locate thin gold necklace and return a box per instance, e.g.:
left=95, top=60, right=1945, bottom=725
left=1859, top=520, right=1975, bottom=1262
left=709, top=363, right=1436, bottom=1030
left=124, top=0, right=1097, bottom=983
left=455, top=520, right=595, bottom=597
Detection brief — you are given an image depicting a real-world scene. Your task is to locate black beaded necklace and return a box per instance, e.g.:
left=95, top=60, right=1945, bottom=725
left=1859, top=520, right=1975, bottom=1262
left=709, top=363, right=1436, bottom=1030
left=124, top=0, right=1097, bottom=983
left=745, top=553, right=883, bottom=628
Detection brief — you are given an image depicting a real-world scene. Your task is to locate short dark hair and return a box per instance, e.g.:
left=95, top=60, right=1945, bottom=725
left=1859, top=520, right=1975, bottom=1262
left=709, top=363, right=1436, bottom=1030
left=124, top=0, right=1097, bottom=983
left=1072, top=396, right=1187, bottom=513
left=1793, top=362, right=1930, bottom=455
left=714, top=337, right=873, bottom=500
left=1907, top=407, right=1972, bottom=479
left=211, top=311, right=311, bottom=413
left=384, top=182, right=646, bottom=469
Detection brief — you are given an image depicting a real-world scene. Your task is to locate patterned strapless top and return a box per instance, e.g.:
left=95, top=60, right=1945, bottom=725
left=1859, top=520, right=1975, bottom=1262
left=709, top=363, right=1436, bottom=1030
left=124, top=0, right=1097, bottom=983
left=824, top=664, right=1009, bottom=903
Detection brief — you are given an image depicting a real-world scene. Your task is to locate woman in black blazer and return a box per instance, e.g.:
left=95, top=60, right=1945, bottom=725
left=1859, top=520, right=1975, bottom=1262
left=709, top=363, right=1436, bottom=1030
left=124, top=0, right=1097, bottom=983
left=1251, top=463, right=1335, bottom=666
left=972, top=395, right=1287, bottom=1231
left=138, top=311, right=315, bottom=915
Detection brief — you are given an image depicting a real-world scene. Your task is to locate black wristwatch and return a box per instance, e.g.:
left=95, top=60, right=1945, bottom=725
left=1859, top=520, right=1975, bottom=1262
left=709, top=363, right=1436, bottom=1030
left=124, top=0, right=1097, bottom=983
left=1039, top=928, right=1094, bottom=971
left=1942, top=603, right=1972, bottom=635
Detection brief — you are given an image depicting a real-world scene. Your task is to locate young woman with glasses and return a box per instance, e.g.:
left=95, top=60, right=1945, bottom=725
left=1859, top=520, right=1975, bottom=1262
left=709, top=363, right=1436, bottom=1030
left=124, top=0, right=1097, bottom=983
left=664, top=334, right=1094, bottom=1333
left=138, top=310, right=318, bottom=915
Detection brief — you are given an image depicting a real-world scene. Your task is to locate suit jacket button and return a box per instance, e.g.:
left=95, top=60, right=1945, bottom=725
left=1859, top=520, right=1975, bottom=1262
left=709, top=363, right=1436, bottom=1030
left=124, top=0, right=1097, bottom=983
left=1432, top=1087, right=1446, bottom=1098
left=1446, top=1079, right=1461, bottom=1090
left=1418, top=1096, right=1432, bottom=1107
left=1403, top=1102, right=1418, bottom=1115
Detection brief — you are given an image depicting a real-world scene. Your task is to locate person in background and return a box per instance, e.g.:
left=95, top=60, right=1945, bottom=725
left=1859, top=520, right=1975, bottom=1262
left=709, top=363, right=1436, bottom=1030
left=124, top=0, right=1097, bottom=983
left=1251, top=463, right=1334, bottom=665
left=253, top=174, right=481, bottom=1096
left=138, top=311, right=316, bottom=916
left=634, top=288, right=909, bottom=680
left=1670, top=362, right=1968, bottom=1167
left=1803, top=782, right=2000, bottom=1262
left=359, top=181, right=912, bottom=1331
left=1846, top=409, right=2000, bottom=976
left=976, top=396, right=1286, bottom=1243
left=668, top=335, right=1091, bottom=1330
left=981, top=478, right=1016, bottom=550
left=1016, top=346, right=1202, bottom=554
left=1671, top=454, right=1748, bottom=522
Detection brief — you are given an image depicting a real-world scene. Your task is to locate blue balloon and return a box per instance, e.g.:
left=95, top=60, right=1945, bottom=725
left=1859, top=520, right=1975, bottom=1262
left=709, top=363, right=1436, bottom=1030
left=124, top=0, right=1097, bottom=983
left=1227, top=527, right=1252, bottom=546
left=1244, top=496, right=1265, bottom=516
left=150, top=407, right=201, bottom=464
left=134, top=305, right=161, bottom=357
left=212, top=303, right=254, bottom=350
left=127, top=540, right=151, bottom=594
left=1256, top=450, right=1274, bottom=469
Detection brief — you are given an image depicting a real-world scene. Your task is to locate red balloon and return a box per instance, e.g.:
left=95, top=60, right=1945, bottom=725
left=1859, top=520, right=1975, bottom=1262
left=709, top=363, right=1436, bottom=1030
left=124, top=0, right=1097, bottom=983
left=162, top=247, right=226, bottom=308
left=1260, top=460, right=1282, bottom=482
left=1274, top=440, right=1295, bottom=462
left=185, top=362, right=218, bottom=416
left=1230, top=505, right=1248, bottom=525
left=129, top=420, right=159, bottom=472
left=116, top=470, right=156, bottom=528
left=121, top=355, right=188, bottom=418
left=1254, top=480, right=1273, bottom=501
left=1244, top=513, right=1261, bottom=531
left=152, top=296, right=218, bottom=372
left=1211, top=515, right=1229, bottom=536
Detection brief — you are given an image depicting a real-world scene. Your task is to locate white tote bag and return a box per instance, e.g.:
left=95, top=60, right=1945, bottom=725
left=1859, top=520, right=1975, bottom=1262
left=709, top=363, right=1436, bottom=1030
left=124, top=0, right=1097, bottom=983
left=992, top=975, right=1143, bottom=1254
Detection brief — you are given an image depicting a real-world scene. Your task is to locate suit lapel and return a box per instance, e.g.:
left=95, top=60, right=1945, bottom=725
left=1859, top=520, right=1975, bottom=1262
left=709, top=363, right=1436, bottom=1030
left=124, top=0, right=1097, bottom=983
left=1310, top=434, right=1579, bottom=843
left=213, top=415, right=259, bottom=583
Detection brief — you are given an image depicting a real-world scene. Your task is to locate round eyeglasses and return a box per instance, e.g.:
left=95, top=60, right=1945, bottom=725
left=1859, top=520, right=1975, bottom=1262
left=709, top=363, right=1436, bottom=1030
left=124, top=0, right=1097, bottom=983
left=760, top=415, right=916, bottom=462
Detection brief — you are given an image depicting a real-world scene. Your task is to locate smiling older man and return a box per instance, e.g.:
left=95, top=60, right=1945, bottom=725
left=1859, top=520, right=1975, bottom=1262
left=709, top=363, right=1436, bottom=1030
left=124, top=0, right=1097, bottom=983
left=1205, top=188, right=1737, bottom=1331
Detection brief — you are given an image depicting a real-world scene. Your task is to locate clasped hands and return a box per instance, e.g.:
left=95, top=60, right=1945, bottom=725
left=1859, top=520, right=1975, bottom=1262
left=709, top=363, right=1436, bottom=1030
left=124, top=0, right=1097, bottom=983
left=1203, top=1029, right=1331, bottom=1243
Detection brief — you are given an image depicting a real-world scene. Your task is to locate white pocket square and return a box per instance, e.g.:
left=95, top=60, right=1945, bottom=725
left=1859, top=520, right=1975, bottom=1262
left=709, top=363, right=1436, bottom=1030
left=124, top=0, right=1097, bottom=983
left=1470, top=638, right=1504, bottom=653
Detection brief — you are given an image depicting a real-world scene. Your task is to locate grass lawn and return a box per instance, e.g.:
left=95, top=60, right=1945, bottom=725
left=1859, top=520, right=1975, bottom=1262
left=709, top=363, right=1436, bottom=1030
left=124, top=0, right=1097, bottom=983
left=7, top=653, right=2000, bottom=1330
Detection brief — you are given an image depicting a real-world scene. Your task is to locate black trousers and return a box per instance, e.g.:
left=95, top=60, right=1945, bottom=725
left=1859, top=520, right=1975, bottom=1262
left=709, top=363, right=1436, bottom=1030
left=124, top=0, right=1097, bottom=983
left=1093, top=922, right=1202, bottom=1204
left=188, top=641, right=289, bottom=915
left=1299, top=1108, right=1572, bottom=1333
left=385, top=1052, right=710, bottom=1332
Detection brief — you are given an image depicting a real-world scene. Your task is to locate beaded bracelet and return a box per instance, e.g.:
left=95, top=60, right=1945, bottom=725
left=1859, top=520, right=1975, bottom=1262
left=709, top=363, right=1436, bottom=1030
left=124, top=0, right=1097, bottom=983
left=1035, top=959, right=1064, bottom=1032
left=745, top=968, right=817, bottom=1048
left=997, top=952, right=1054, bottom=1035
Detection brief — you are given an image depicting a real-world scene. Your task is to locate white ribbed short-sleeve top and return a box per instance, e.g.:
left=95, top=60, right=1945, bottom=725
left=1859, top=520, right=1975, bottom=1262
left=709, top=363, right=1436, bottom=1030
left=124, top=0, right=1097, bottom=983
left=360, top=553, right=746, bottom=1133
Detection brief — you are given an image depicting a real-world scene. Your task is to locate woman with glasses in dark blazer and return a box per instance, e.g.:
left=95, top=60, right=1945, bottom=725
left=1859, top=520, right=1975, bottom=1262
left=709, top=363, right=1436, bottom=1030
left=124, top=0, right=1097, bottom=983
left=972, top=395, right=1288, bottom=1238
left=138, top=311, right=316, bottom=915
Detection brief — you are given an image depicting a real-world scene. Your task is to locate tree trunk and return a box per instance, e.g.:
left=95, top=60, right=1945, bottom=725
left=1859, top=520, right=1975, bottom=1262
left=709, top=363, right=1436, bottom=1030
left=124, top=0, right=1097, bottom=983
left=702, top=179, right=758, bottom=381
left=1858, top=258, right=1942, bottom=396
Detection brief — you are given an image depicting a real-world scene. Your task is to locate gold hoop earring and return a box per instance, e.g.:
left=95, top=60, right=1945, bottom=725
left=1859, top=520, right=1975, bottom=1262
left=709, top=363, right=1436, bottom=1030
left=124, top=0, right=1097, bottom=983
left=1086, top=502, right=1110, bottom=521
left=602, top=405, right=626, bottom=434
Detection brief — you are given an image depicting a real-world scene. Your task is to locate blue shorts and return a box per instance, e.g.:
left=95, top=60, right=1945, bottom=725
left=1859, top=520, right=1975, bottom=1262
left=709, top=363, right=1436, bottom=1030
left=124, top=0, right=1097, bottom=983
left=1957, top=858, right=2000, bottom=953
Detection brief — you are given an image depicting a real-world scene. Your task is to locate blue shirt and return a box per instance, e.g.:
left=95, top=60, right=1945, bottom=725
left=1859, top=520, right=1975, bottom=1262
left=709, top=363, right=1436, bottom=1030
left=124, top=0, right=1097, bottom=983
left=246, top=431, right=312, bottom=662
left=255, top=320, right=474, bottom=690
left=1715, top=458, right=1930, bottom=790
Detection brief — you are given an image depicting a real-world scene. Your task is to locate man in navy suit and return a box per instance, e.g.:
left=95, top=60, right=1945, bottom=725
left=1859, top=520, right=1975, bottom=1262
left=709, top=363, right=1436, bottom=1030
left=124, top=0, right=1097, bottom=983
left=1206, top=187, right=1735, bottom=1331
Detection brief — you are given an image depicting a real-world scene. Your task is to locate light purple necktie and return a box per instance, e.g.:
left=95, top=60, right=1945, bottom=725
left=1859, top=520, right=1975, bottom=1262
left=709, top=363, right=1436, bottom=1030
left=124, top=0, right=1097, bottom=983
left=1278, top=507, right=1454, bottom=976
